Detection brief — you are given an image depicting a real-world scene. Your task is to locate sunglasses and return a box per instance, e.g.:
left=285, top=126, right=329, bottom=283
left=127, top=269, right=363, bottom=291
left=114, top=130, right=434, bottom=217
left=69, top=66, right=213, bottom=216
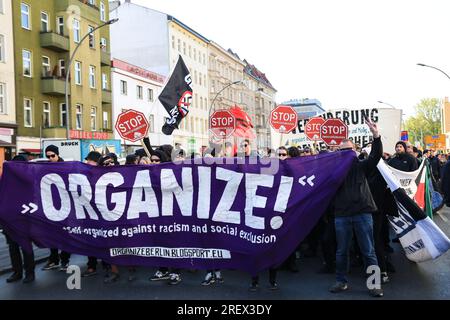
left=241, top=144, right=249, bottom=147
left=278, top=153, right=287, bottom=157
left=151, top=158, right=161, bottom=163
left=46, top=154, right=57, bottom=159
left=339, top=147, right=353, bottom=151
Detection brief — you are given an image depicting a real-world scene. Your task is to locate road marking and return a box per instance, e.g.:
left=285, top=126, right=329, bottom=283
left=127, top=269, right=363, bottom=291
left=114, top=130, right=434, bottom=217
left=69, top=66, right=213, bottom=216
left=437, top=211, right=449, bottom=223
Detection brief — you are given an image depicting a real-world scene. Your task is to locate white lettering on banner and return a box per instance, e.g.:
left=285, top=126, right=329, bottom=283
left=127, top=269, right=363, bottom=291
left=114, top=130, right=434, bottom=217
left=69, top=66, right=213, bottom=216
left=161, top=168, right=193, bottom=217
left=212, top=168, right=243, bottom=224
left=38, top=167, right=296, bottom=231
left=41, top=174, right=71, bottom=221
left=128, top=170, right=159, bottom=219
left=110, top=247, right=231, bottom=259
left=95, top=172, right=126, bottom=221
left=245, top=174, right=274, bottom=230
left=197, top=167, right=211, bottom=219
left=69, top=174, right=99, bottom=220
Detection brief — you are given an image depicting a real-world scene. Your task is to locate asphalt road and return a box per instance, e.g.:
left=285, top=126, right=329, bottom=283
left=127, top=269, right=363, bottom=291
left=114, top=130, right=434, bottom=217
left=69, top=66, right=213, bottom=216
left=0, top=208, right=449, bottom=300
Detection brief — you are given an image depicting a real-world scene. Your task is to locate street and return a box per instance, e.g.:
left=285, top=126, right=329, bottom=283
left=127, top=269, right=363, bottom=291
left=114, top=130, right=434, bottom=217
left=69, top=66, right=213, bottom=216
left=1, top=208, right=449, bottom=300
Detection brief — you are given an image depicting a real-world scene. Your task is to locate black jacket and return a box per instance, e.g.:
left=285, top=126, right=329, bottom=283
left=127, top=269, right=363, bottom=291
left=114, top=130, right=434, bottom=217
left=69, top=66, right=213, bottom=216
left=387, top=153, right=418, bottom=172
left=333, top=137, right=383, bottom=217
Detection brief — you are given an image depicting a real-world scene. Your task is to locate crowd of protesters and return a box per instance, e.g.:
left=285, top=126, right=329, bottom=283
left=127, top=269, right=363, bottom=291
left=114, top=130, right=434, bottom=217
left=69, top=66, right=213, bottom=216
left=1, top=122, right=450, bottom=298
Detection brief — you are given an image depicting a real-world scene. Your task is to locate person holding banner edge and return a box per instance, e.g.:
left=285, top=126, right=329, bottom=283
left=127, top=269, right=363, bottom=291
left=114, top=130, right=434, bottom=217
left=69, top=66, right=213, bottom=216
left=330, top=118, right=384, bottom=297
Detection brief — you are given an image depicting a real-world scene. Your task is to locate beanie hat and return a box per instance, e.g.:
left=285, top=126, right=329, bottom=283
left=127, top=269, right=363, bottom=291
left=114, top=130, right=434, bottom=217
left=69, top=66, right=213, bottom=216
left=45, top=145, right=59, bottom=155
left=396, top=141, right=407, bottom=152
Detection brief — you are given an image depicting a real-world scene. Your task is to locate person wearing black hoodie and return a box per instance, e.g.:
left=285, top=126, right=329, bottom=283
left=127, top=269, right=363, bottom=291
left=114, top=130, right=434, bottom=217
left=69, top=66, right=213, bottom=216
left=41, top=145, right=72, bottom=272
left=3, top=155, right=35, bottom=284
left=387, top=141, right=418, bottom=172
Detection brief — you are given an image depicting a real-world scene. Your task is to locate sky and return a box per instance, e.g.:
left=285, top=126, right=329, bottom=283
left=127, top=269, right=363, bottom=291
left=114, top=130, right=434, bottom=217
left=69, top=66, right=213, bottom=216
left=130, top=0, right=450, bottom=118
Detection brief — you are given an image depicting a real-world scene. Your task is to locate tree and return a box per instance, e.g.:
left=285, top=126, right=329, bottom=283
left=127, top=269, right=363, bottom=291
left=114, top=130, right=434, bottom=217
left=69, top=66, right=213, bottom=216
left=404, top=98, right=442, bottom=147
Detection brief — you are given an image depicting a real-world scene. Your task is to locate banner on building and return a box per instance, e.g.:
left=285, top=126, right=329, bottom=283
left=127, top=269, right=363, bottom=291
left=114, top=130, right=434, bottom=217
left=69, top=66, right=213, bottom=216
left=283, top=108, right=402, bottom=153
left=0, top=152, right=355, bottom=275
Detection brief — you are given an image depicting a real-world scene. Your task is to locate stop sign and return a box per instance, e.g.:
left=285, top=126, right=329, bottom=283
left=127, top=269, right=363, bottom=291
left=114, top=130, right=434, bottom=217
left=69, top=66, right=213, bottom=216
left=115, top=109, right=150, bottom=142
left=209, top=110, right=236, bottom=139
left=320, top=118, right=349, bottom=146
left=305, top=117, right=325, bottom=141
left=270, top=105, right=298, bottom=134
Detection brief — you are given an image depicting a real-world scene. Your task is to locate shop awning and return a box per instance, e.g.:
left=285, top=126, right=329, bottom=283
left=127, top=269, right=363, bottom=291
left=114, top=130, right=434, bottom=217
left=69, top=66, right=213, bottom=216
left=0, top=140, right=15, bottom=147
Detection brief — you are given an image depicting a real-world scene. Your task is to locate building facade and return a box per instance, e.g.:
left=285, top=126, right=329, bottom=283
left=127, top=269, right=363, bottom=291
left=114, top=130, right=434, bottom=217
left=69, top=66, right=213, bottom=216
left=244, top=61, right=277, bottom=149
left=12, top=0, right=113, bottom=154
left=282, top=98, right=325, bottom=120
left=110, top=2, right=211, bottom=153
left=111, top=58, right=170, bottom=155
left=0, top=0, right=17, bottom=174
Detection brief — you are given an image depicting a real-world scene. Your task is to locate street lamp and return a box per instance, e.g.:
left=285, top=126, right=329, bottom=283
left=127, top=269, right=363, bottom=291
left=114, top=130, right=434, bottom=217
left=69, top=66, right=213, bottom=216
left=208, top=80, right=243, bottom=119
left=417, top=63, right=450, bottom=81
left=377, top=100, right=397, bottom=109
left=65, top=18, right=119, bottom=139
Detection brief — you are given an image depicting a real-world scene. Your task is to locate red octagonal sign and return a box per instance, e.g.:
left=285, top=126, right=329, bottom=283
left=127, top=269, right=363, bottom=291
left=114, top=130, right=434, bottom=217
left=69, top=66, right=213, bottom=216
left=305, top=117, right=325, bottom=141
left=210, top=110, right=236, bottom=139
left=270, top=105, right=298, bottom=134
left=320, top=118, right=349, bottom=146
left=115, top=109, right=150, bottom=142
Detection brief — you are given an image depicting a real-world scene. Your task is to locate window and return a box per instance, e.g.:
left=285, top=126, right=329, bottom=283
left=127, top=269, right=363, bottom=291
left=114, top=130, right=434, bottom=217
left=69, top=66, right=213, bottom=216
left=88, top=26, right=95, bottom=48
left=100, top=2, right=106, bottom=22
left=204, top=75, right=206, bottom=88
left=60, top=103, right=67, bottom=127
left=41, top=56, right=50, bottom=77
left=177, top=39, right=181, bottom=52
left=103, top=111, right=108, bottom=129
left=149, top=115, right=154, bottom=132
left=22, top=50, right=32, bottom=77
left=200, top=97, right=203, bottom=110
left=74, top=61, right=82, bottom=85
left=57, top=17, right=64, bottom=35
left=194, top=48, right=197, bottom=61
left=73, top=19, right=80, bottom=43
left=194, top=71, right=197, bottom=84
left=43, top=102, right=50, bottom=128
left=136, top=85, right=143, bottom=99
left=189, top=45, right=191, bottom=58
left=0, top=0, right=3, bottom=14
left=171, top=36, right=175, bottom=49
left=76, top=104, right=82, bottom=129
left=102, top=73, right=108, bottom=90
left=88, top=0, right=96, bottom=5
left=21, top=3, right=30, bottom=29
left=203, top=54, right=206, bottom=65
left=89, top=65, right=96, bottom=88
left=183, top=42, right=186, bottom=55
left=58, top=59, right=65, bottom=77
left=0, top=83, right=5, bottom=114
left=0, top=34, right=4, bottom=62
left=120, top=80, right=127, bottom=95
left=147, top=88, right=153, bottom=102
left=24, top=98, right=32, bottom=127
left=90, top=107, right=97, bottom=131
left=100, top=38, right=107, bottom=52
left=41, top=12, right=49, bottom=32
left=199, top=72, right=202, bottom=86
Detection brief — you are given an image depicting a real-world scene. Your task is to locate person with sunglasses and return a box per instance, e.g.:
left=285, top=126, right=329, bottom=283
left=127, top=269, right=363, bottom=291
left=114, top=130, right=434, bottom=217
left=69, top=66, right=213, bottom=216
left=41, top=145, right=72, bottom=272
left=277, top=147, right=288, bottom=160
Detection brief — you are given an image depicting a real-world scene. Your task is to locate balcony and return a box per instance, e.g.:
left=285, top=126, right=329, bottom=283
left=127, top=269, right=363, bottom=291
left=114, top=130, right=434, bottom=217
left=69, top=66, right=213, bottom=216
left=101, top=50, right=111, bottom=66
left=40, top=32, right=70, bottom=52
left=43, top=127, right=67, bottom=139
left=41, top=76, right=69, bottom=96
left=56, top=0, right=100, bottom=23
left=102, top=89, right=112, bottom=104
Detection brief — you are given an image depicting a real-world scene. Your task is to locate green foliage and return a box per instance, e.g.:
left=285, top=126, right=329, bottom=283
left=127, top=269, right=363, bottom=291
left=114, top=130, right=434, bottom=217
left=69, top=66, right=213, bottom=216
left=404, top=98, right=442, bottom=145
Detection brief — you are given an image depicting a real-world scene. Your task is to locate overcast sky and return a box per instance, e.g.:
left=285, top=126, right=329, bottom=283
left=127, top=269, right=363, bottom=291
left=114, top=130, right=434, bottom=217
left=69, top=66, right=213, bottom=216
left=130, top=0, right=450, bottom=117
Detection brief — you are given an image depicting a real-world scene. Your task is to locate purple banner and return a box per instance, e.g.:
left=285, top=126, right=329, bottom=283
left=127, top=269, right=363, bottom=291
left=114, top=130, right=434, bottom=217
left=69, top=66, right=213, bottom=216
left=0, top=152, right=355, bottom=274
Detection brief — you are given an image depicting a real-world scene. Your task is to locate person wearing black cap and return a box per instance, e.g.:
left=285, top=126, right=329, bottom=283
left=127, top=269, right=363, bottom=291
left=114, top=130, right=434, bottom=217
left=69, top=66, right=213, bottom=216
left=3, top=155, right=36, bottom=284
left=84, top=151, right=102, bottom=166
left=42, top=145, right=71, bottom=271
left=44, top=145, right=64, bottom=162
left=388, top=141, right=418, bottom=172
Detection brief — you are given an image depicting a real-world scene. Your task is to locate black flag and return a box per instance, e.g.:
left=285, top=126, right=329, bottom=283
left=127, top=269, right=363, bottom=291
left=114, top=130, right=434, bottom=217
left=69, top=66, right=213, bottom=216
left=158, top=56, right=193, bottom=135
